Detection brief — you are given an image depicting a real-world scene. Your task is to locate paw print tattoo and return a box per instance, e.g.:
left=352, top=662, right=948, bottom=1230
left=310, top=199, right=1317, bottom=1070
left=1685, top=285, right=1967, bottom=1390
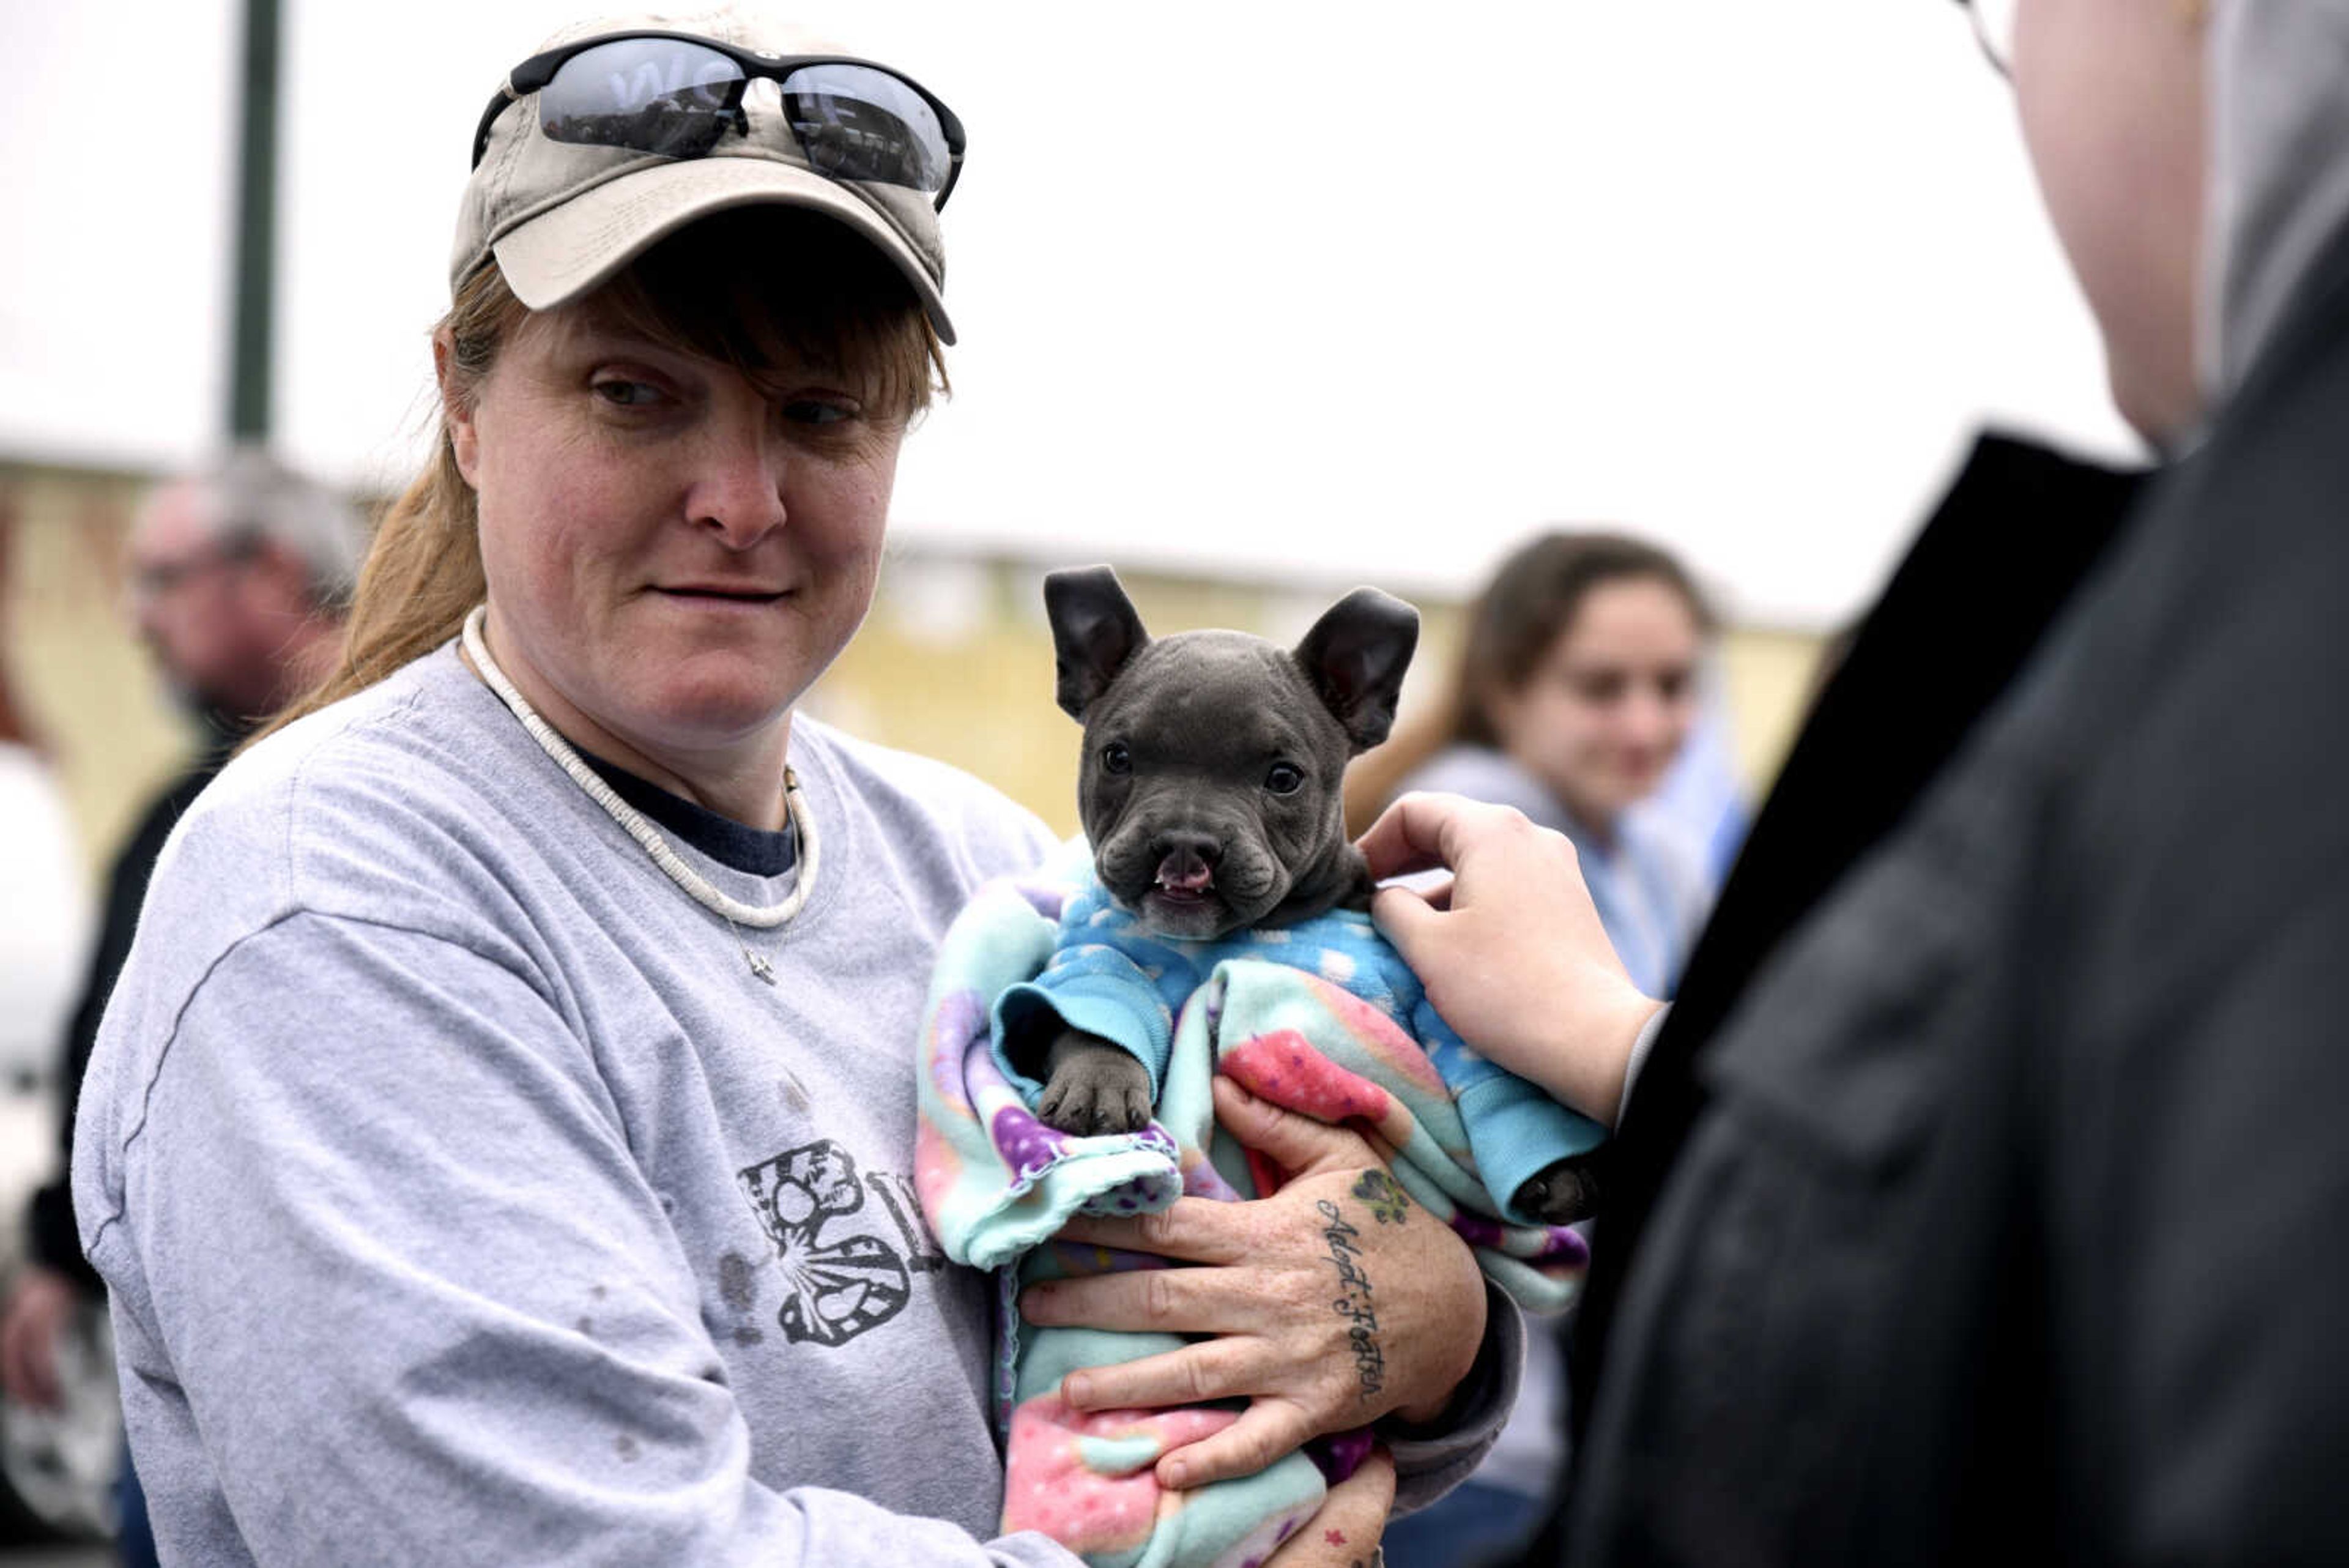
left=1351, top=1169, right=1411, bottom=1225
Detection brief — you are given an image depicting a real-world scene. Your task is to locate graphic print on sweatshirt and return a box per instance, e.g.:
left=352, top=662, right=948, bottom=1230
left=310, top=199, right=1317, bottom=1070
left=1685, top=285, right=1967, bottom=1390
left=737, top=1140, right=944, bottom=1347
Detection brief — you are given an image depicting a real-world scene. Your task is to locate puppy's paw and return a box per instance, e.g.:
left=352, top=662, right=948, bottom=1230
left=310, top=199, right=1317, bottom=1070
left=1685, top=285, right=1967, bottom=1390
left=1513, top=1155, right=1601, bottom=1226
left=1036, top=1036, right=1156, bottom=1136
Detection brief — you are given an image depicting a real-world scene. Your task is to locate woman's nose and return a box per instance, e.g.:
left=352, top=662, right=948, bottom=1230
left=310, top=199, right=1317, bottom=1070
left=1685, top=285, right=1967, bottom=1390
left=688, top=412, right=790, bottom=549
left=1621, top=687, right=1682, bottom=750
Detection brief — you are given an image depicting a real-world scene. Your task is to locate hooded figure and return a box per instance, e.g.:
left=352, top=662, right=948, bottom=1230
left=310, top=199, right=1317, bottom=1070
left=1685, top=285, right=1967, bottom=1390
left=2202, top=1, right=2349, bottom=401
left=1528, top=3, right=2349, bottom=1562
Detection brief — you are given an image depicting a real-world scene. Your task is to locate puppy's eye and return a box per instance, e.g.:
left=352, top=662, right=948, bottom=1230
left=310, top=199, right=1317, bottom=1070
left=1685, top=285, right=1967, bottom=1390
left=1265, top=762, right=1305, bottom=795
left=1100, top=743, right=1132, bottom=776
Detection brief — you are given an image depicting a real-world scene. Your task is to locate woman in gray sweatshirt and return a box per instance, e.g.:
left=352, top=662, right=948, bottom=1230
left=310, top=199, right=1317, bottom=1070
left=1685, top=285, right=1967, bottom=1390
left=68, top=12, right=1518, bottom=1565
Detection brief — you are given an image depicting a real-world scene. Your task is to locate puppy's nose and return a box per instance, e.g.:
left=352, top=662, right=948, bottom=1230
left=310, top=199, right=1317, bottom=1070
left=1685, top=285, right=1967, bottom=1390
left=1151, top=833, right=1220, bottom=891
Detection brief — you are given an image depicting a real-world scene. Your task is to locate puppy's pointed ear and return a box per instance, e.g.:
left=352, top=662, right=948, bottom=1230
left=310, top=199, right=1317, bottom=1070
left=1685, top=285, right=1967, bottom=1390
left=1294, top=589, right=1419, bottom=752
left=1044, top=567, right=1151, bottom=721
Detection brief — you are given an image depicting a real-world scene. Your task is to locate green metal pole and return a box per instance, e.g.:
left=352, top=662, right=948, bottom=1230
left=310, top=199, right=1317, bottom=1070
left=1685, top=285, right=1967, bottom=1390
left=228, top=0, right=281, bottom=444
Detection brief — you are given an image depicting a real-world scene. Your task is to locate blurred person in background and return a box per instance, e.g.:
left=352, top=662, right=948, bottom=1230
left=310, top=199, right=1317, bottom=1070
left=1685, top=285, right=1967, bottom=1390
left=67, top=12, right=1511, bottom=1564
left=0, top=452, right=364, bottom=1564
left=1349, top=532, right=1720, bottom=1005
left=1343, top=0, right=2349, bottom=1559
left=1346, top=532, right=1720, bottom=1567
left=117, top=451, right=366, bottom=734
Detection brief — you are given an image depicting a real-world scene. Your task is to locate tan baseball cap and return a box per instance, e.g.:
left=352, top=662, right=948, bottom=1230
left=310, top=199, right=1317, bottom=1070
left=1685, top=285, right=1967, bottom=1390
left=451, top=9, right=956, bottom=342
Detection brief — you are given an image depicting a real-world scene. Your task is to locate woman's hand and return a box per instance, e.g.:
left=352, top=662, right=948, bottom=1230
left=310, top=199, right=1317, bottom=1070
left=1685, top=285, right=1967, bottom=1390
left=1264, top=1446, right=1395, bottom=1568
left=1020, top=1078, right=1486, bottom=1491
left=1359, top=791, right=1662, bottom=1124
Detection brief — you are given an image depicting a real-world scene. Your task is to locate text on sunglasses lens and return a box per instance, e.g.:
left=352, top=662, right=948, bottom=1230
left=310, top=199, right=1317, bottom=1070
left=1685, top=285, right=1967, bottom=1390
left=540, top=38, right=745, bottom=157
left=533, top=39, right=953, bottom=196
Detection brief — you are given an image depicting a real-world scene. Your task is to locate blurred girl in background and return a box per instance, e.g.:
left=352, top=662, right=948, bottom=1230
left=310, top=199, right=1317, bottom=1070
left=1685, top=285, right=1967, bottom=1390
left=1349, top=532, right=1721, bottom=1002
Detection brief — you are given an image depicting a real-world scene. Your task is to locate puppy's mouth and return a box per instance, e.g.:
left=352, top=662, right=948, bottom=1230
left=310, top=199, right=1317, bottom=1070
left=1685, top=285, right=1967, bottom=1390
left=1151, top=856, right=1214, bottom=902
left=1136, top=848, right=1230, bottom=932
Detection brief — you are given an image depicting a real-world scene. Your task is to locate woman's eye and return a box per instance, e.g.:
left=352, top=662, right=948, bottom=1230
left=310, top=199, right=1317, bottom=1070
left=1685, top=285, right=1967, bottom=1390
left=1265, top=762, right=1304, bottom=795
left=783, top=399, right=856, bottom=427
left=593, top=379, right=664, bottom=408
left=1572, top=672, right=1628, bottom=706
left=1099, top=743, right=1132, bottom=776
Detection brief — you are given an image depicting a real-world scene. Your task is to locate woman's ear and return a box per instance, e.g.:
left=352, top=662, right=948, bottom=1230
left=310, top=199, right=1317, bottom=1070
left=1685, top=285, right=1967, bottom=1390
left=433, top=329, right=481, bottom=487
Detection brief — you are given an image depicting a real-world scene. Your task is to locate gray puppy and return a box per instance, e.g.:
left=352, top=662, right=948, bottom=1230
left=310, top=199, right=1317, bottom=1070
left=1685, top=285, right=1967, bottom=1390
left=1012, top=566, right=1597, bottom=1224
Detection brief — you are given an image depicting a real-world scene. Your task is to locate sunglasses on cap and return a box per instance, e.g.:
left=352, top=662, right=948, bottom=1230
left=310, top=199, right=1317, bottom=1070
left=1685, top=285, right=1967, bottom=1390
left=471, top=30, right=966, bottom=208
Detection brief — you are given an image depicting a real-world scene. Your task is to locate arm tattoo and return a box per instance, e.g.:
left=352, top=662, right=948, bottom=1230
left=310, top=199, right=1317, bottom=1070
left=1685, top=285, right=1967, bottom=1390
left=1317, top=1198, right=1386, bottom=1402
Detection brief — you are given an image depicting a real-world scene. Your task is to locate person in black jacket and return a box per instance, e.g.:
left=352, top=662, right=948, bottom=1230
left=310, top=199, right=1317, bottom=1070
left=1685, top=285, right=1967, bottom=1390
left=0, top=451, right=362, bottom=1557
left=1351, top=0, right=2349, bottom=1560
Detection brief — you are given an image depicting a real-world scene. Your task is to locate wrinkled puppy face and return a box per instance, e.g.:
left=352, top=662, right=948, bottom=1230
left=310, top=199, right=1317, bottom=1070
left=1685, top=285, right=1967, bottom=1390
left=1080, top=633, right=1348, bottom=937
left=1045, top=567, right=1417, bottom=941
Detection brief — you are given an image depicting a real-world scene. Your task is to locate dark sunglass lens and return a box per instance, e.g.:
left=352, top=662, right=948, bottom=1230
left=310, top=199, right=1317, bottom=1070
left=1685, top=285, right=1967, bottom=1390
left=780, top=64, right=949, bottom=193
left=540, top=38, right=745, bottom=157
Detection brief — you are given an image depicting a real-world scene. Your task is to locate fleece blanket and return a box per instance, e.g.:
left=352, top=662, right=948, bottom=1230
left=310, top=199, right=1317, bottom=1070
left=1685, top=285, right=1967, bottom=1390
left=915, top=856, right=1589, bottom=1568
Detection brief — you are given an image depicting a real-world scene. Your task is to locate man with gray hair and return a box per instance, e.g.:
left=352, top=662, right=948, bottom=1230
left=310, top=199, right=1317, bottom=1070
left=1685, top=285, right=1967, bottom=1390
left=117, top=448, right=365, bottom=728
left=0, top=451, right=366, bottom=1562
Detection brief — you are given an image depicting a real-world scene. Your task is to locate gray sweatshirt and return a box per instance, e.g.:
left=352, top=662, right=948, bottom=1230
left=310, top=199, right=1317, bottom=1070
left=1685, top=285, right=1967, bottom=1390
left=72, top=644, right=1512, bottom=1567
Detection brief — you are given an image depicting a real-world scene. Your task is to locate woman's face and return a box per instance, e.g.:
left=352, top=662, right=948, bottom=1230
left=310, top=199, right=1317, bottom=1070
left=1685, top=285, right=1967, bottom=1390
left=1490, top=576, right=1705, bottom=828
left=447, top=297, right=904, bottom=789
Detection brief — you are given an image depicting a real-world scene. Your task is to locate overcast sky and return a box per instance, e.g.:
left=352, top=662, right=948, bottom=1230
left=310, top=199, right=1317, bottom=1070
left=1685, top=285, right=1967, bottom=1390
left=0, top=1, right=2138, bottom=627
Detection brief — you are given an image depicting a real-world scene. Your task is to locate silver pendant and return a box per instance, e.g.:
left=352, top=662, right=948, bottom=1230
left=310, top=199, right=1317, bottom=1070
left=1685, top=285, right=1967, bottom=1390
left=746, top=950, right=777, bottom=984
